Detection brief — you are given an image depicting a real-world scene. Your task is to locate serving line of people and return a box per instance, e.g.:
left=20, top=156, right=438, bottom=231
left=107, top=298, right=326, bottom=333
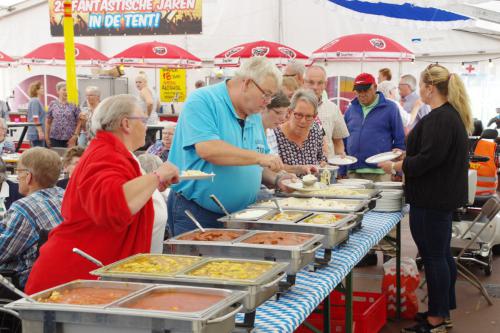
left=0, top=56, right=471, bottom=333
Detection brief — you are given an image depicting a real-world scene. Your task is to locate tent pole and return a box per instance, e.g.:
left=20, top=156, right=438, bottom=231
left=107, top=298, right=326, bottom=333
left=278, top=0, right=283, bottom=43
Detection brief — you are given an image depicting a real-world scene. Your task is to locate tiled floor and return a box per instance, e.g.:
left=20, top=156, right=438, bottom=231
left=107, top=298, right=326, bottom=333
left=352, top=215, right=500, bottom=333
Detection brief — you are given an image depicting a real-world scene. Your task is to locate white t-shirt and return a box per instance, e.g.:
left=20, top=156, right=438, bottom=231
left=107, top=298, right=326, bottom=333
left=317, top=98, right=350, bottom=159
left=131, top=154, right=167, bottom=253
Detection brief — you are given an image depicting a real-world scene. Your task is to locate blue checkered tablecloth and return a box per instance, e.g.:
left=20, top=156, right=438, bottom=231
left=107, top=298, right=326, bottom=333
left=236, top=211, right=403, bottom=333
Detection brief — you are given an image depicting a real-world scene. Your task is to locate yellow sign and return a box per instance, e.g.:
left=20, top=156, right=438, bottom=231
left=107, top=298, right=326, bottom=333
left=160, top=68, right=186, bottom=103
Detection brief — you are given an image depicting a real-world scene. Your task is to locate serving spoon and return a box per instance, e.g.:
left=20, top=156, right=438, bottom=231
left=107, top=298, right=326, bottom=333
left=0, top=274, right=35, bottom=302
left=184, top=210, right=206, bottom=233
left=72, top=248, right=104, bottom=267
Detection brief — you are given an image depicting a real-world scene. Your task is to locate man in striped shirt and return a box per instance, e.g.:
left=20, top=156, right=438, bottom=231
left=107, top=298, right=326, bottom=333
left=0, top=147, right=64, bottom=289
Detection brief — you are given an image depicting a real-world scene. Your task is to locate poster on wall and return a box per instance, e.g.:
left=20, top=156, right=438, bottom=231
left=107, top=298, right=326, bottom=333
left=49, top=0, right=202, bottom=37
left=160, top=68, right=186, bottom=103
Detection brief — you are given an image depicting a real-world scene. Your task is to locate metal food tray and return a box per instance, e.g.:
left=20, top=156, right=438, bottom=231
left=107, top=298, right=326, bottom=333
left=172, top=228, right=252, bottom=245
left=25, top=279, right=150, bottom=310
left=250, top=197, right=371, bottom=213
left=92, top=258, right=287, bottom=312
left=226, top=208, right=275, bottom=221
left=219, top=210, right=358, bottom=249
left=95, top=253, right=203, bottom=277
left=277, top=187, right=381, bottom=200
left=7, top=282, right=247, bottom=333
left=165, top=230, right=324, bottom=276
left=219, top=209, right=312, bottom=224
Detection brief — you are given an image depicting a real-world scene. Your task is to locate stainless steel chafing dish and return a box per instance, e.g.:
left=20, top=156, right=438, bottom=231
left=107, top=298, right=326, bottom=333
left=6, top=280, right=247, bottom=333
left=277, top=187, right=382, bottom=200
left=218, top=209, right=359, bottom=249
left=250, top=197, right=372, bottom=213
left=164, top=229, right=324, bottom=282
left=91, top=256, right=287, bottom=313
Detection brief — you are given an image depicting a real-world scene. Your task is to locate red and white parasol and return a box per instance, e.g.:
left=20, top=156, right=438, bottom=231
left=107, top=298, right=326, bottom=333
left=20, top=42, right=109, bottom=66
left=110, top=41, right=202, bottom=68
left=214, top=40, right=309, bottom=67
left=310, top=34, right=414, bottom=62
left=0, top=50, right=14, bottom=67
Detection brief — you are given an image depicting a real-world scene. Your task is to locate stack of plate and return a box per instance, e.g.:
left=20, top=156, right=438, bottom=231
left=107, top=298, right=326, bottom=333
left=373, top=189, right=404, bottom=212
left=338, top=178, right=374, bottom=189
left=374, top=181, right=403, bottom=190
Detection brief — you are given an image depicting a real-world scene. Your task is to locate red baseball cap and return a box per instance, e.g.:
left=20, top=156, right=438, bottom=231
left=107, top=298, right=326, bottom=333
left=353, top=73, right=376, bottom=91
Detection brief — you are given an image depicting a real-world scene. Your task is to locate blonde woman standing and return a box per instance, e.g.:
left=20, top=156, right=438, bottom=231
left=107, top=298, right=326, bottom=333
left=135, top=71, right=160, bottom=125
left=380, top=64, right=472, bottom=333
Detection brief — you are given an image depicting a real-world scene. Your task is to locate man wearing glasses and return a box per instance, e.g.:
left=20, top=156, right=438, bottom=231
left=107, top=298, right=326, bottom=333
left=283, top=61, right=306, bottom=87
left=399, top=74, right=431, bottom=130
left=167, top=57, right=294, bottom=236
left=0, top=147, right=63, bottom=289
left=304, top=65, right=349, bottom=159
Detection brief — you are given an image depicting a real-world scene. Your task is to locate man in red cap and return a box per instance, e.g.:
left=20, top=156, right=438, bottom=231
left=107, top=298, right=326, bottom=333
left=344, top=73, right=405, bottom=266
left=344, top=72, right=405, bottom=181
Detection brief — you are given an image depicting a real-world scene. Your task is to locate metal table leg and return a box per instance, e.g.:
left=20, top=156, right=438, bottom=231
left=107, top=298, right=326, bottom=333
left=323, top=293, right=331, bottom=333
left=345, top=271, right=353, bottom=333
left=396, top=220, right=401, bottom=320
left=16, top=126, right=28, bottom=152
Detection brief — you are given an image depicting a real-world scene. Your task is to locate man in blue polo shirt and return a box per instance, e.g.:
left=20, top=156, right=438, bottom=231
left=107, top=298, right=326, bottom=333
left=167, top=57, right=293, bottom=236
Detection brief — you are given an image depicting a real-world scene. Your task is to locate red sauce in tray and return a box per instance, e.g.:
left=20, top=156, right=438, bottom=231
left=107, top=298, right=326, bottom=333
left=177, top=230, right=246, bottom=241
left=37, top=287, right=132, bottom=305
left=121, top=290, right=225, bottom=312
left=241, top=231, right=313, bottom=245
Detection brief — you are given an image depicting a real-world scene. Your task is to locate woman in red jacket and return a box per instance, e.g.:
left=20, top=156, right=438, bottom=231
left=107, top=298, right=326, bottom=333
left=25, top=94, right=179, bottom=294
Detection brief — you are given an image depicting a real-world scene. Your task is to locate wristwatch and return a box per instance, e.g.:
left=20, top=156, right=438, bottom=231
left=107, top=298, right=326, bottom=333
left=390, top=162, right=397, bottom=175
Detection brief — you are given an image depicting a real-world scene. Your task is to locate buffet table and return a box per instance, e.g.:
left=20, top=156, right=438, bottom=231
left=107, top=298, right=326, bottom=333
left=243, top=211, right=403, bottom=333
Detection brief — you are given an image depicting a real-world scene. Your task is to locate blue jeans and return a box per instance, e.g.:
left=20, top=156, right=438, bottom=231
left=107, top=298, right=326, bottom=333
left=30, top=140, right=45, bottom=147
left=167, top=191, right=224, bottom=236
left=409, top=206, right=457, bottom=318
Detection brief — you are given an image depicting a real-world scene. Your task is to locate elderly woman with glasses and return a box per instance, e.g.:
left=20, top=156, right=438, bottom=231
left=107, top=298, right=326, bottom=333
left=274, top=89, right=327, bottom=176
left=0, top=119, right=14, bottom=154
left=26, top=94, right=180, bottom=294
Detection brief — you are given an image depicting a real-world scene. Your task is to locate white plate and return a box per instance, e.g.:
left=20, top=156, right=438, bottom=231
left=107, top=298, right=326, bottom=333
left=328, top=155, right=358, bottom=166
left=178, top=172, right=215, bottom=181
left=282, top=179, right=328, bottom=192
left=338, top=179, right=373, bottom=185
left=374, top=181, right=403, bottom=189
left=365, top=151, right=402, bottom=164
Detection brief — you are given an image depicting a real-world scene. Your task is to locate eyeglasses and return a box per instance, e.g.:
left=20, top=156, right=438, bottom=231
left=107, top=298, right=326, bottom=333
left=283, top=73, right=298, bottom=78
left=292, top=112, right=315, bottom=121
left=251, top=79, right=275, bottom=102
left=270, top=108, right=288, bottom=117
left=15, top=168, right=30, bottom=179
left=127, top=116, right=149, bottom=125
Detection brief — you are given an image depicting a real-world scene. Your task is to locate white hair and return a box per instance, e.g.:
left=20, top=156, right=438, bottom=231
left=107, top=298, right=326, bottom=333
left=91, top=94, right=143, bottom=133
left=400, top=74, right=417, bottom=91
left=305, top=65, right=327, bottom=79
left=234, top=57, right=282, bottom=88
left=85, top=85, right=101, bottom=96
left=377, top=81, right=397, bottom=98
left=56, top=82, right=66, bottom=92
left=135, top=71, right=148, bottom=83
left=290, top=88, right=318, bottom=114
left=138, top=153, right=163, bottom=173
left=285, top=62, right=306, bottom=77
